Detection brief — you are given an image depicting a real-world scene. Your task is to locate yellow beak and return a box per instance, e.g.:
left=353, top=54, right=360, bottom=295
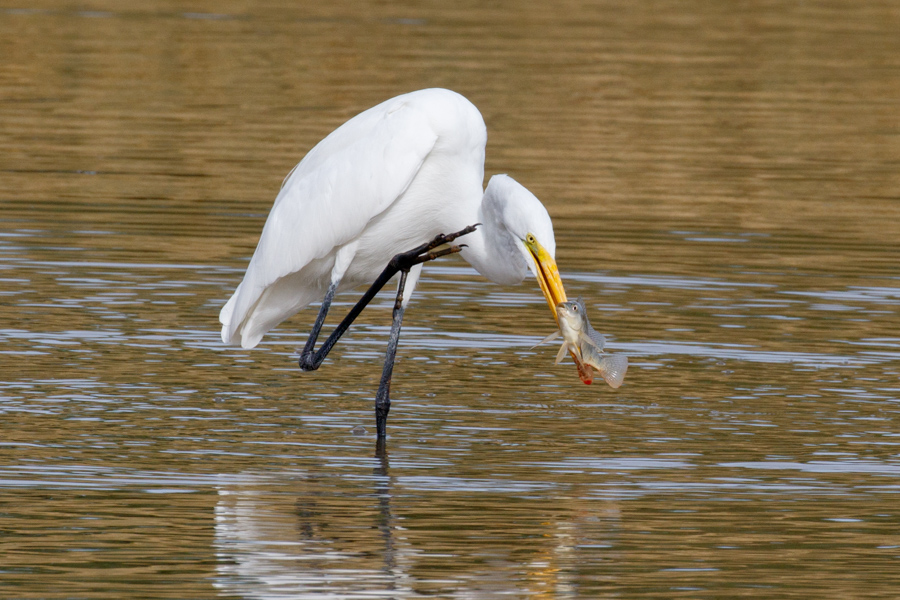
left=524, top=235, right=594, bottom=383
left=524, top=235, right=567, bottom=323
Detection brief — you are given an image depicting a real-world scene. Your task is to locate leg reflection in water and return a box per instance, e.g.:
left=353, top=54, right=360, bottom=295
left=213, top=450, right=407, bottom=598
left=375, top=439, right=397, bottom=587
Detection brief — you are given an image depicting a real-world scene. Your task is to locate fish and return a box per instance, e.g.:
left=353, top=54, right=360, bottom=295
left=535, top=298, right=628, bottom=389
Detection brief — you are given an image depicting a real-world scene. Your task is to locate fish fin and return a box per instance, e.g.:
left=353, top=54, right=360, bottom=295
left=586, top=327, right=606, bottom=351
left=555, top=342, right=570, bottom=365
left=580, top=330, right=605, bottom=353
left=531, top=329, right=560, bottom=349
left=596, top=354, right=628, bottom=389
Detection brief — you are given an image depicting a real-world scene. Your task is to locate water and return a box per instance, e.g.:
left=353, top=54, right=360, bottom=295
left=2, top=1, right=899, bottom=598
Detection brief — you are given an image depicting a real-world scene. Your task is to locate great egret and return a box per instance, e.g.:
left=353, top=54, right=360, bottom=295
left=220, top=88, right=569, bottom=439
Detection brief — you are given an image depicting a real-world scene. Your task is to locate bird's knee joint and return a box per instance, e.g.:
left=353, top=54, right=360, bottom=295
left=298, top=355, right=320, bottom=371
left=390, top=254, right=413, bottom=273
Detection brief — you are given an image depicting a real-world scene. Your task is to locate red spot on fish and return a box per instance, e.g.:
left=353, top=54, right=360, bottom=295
left=576, top=359, right=593, bottom=384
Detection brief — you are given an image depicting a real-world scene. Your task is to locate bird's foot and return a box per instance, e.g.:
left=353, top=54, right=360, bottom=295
left=391, top=224, right=480, bottom=272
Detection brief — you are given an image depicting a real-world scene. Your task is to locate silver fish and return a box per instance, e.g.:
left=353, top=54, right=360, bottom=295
left=536, top=298, right=628, bottom=389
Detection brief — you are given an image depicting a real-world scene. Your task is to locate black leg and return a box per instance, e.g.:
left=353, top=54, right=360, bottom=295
left=375, top=270, right=408, bottom=439
left=298, top=282, right=337, bottom=366
left=298, top=224, right=478, bottom=372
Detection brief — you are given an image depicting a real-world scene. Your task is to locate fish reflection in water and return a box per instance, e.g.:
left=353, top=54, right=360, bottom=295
left=536, top=299, right=628, bottom=388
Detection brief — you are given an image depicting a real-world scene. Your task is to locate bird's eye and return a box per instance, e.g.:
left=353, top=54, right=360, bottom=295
left=572, top=305, right=578, bottom=311
left=526, top=234, right=536, bottom=244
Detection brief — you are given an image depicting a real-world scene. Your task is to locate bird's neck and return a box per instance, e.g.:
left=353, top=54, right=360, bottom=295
left=460, top=194, right=528, bottom=285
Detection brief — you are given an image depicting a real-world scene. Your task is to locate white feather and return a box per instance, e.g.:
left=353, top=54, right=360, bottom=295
left=220, top=88, right=557, bottom=350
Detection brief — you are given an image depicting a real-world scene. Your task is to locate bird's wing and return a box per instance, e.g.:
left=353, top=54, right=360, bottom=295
left=220, top=94, right=440, bottom=347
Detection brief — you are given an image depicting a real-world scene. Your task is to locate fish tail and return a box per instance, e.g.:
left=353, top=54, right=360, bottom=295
left=596, top=354, right=628, bottom=389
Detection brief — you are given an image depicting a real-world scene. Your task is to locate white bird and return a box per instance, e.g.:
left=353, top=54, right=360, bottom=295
left=220, top=88, right=569, bottom=439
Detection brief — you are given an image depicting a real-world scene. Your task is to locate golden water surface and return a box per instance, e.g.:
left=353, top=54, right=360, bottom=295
left=2, top=1, right=899, bottom=598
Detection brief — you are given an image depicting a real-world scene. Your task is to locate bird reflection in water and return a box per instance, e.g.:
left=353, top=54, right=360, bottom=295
left=289, top=444, right=400, bottom=589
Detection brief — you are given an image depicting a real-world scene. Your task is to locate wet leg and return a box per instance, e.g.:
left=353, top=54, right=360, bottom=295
left=375, top=270, right=408, bottom=439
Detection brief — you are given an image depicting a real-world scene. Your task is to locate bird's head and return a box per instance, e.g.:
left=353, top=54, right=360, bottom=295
left=482, top=174, right=568, bottom=322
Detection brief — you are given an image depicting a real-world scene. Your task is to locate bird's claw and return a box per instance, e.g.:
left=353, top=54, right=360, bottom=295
left=439, top=223, right=479, bottom=245
left=411, top=243, right=466, bottom=266
left=421, top=224, right=478, bottom=252
left=393, top=225, right=478, bottom=271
